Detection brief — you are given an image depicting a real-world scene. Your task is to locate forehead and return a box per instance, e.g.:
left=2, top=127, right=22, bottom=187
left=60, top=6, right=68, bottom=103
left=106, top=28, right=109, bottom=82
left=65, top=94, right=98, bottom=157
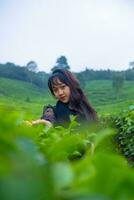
left=51, top=77, right=65, bottom=88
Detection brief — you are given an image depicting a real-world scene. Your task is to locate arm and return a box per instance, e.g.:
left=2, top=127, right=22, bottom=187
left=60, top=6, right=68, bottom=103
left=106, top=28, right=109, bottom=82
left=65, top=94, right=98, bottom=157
left=25, top=105, right=55, bottom=127
left=31, top=119, right=52, bottom=127
left=25, top=119, right=52, bottom=127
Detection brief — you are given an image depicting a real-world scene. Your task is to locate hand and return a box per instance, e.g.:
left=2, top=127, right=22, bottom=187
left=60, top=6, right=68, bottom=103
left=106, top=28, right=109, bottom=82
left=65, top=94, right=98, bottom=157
left=24, top=120, right=33, bottom=126
left=31, top=119, right=52, bottom=127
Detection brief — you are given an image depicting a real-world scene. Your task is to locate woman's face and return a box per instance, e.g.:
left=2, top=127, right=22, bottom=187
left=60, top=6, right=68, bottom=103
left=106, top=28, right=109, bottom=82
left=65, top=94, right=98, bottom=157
left=52, top=79, right=71, bottom=103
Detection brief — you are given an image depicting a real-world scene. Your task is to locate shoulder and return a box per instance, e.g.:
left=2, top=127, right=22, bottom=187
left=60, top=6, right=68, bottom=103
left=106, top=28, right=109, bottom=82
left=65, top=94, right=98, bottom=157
left=55, top=101, right=69, bottom=110
left=55, top=101, right=71, bottom=117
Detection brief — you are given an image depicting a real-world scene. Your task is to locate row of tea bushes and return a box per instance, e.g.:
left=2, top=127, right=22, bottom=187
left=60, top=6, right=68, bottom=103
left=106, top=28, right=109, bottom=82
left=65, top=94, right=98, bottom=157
left=0, top=106, right=134, bottom=199
left=113, top=105, right=134, bottom=166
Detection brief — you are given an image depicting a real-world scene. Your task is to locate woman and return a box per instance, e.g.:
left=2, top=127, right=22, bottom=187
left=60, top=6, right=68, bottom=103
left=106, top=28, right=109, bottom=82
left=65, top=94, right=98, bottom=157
left=29, top=69, right=97, bottom=127
left=48, top=69, right=97, bottom=126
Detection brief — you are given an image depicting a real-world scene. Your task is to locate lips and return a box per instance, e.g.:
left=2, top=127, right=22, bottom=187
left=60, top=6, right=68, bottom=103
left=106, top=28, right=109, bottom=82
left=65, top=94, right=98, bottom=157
left=60, top=96, right=66, bottom=100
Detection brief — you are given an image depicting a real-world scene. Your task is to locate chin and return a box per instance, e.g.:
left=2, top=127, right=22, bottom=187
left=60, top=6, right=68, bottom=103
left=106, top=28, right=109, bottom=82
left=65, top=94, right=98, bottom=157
left=61, top=99, right=69, bottom=103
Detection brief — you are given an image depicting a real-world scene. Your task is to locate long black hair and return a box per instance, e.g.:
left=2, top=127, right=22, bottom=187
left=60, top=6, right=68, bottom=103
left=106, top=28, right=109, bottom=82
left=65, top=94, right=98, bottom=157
left=48, top=69, right=97, bottom=121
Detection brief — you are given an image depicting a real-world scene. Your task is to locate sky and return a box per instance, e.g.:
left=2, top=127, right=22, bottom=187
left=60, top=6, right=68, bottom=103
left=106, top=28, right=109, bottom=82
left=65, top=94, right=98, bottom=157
left=0, top=0, right=134, bottom=72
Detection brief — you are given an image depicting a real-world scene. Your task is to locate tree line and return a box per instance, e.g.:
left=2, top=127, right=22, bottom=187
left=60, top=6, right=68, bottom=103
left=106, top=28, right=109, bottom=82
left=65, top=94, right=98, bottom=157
left=0, top=62, right=49, bottom=89
left=0, top=56, right=134, bottom=90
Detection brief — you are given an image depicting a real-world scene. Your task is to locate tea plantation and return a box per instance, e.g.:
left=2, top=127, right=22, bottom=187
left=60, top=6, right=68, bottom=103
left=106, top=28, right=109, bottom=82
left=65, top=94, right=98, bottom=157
left=0, top=77, right=134, bottom=200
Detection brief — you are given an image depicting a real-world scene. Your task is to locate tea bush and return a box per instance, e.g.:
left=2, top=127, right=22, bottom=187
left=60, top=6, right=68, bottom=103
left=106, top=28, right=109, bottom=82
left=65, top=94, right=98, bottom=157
left=113, top=105, right=134, bottom=166
left=0, top=106, right=134, bottom=200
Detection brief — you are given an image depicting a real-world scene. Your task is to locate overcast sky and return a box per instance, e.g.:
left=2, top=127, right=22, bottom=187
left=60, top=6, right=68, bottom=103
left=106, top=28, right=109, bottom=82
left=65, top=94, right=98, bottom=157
left=0, top=0, right=134, bottom=72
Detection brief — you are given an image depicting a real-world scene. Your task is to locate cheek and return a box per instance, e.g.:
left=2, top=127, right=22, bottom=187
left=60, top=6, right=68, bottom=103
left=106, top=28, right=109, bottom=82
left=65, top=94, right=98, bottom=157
left=67, top=88, right=71, bottom=98
left=53, top=90, right=57, bottom=96
left=54, top=92, right=59, bottom=99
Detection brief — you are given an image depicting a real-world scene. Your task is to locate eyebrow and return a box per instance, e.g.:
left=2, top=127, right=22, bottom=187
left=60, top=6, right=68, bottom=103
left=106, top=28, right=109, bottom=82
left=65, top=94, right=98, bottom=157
left=52, top=83, right=66, bottom=88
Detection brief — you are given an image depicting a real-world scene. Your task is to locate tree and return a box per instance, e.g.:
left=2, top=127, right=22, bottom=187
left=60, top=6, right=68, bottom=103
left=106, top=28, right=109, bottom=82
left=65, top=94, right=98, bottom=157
left=112, top=72, right=125, bottom=96
left=125, top=69, right=134, bottom=80
left=26, top=61, right=38, bottom=72
left=26, top=61, right=38, bottom=85
left=76, top=72, right=86, bottom=90
left=129, top=61, right=134, bottom=69
left=51, top=56, right=70, bottom=71
left=37, top=71, right=49, bottom=89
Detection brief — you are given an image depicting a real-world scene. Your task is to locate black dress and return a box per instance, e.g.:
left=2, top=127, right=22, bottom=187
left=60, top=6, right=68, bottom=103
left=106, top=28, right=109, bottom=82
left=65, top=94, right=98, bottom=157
left=54, top=101, right=86, bottom=127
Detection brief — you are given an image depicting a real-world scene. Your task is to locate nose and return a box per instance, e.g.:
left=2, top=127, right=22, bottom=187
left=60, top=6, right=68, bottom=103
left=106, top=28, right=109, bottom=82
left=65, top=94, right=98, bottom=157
left=58, top=88, right=63, bottom=96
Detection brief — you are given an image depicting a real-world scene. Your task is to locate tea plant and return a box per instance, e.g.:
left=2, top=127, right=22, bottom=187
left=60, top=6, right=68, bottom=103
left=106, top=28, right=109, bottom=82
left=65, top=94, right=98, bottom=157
left=113, top=105, right=134, bottom=166
left=0, top=106, right=134, bottom=200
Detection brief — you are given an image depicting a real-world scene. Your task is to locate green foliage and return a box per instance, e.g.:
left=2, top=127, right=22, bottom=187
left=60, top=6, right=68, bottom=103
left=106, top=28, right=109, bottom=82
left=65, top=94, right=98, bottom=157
left=0, top=77, right=55, bottom=118
left=26, top=61, right=38, bottom=72
left=0, top=63, right=49, bottom=88
left=129, top=61, right=134, bottom=69
left=0, top=77, right=134, bottom=117
left=112, top=72, right=125, bottom=95
left=0, top=78, right=47, bottom=99
left=0, top=108, right=54, bottom=200
left=0, top=61, right=134, bottom=199
left=25, top=97, right=31, bottom=102
left=125, top=68, right=134, bottom=80
left=85, top=80, right=134, bottom=109
left=0, top=107, right=134, bottom=200
left=112, top=105, right=134, bottom=166
left=51, top=55, right=70, bottom=71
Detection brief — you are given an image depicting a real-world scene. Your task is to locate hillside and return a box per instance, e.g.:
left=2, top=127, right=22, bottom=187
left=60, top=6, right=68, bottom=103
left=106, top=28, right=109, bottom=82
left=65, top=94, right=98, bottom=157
left=0, top=77, right=47, bottom=99
left=0, top=77, right=133, bottom=116
left=85, top=80, right=134, bottom=105
left=85, top=80, right=134, bottom=113
left=0, top=77, right=54, bottom=118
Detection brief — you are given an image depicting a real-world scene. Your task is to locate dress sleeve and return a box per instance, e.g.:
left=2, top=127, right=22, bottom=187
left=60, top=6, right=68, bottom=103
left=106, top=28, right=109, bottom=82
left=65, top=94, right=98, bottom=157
left=40, top=105, right=56, bottom=123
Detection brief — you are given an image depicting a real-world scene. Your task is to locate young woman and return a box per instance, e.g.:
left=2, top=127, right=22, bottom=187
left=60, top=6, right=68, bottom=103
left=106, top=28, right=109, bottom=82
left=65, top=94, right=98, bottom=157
left=28, top=69, right=97, bottom=127
left=48, top=69, right=97, bottom=126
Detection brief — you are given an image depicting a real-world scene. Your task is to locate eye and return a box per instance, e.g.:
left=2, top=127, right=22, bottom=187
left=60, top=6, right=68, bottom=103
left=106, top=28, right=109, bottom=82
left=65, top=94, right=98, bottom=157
left=61, top=85, right=66, bottom=89
left=53, top=88, right=58, bottom=93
